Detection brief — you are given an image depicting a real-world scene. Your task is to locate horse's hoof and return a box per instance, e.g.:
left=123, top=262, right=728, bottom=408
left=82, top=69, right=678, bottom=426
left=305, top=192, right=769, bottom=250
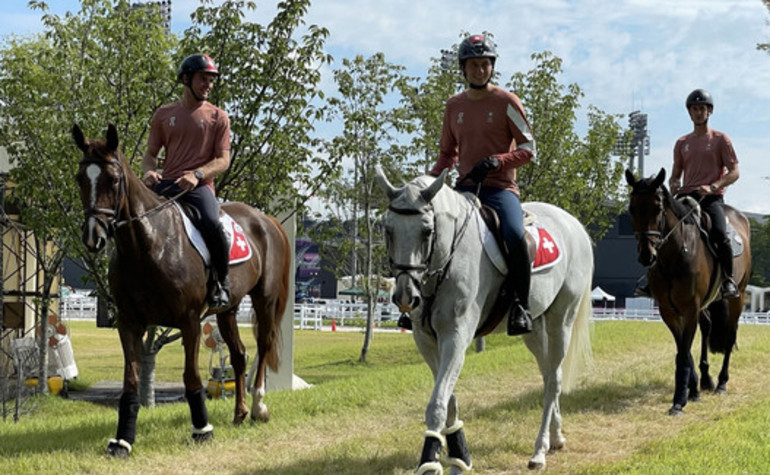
left=701, top=379, right=715, bottom=392
left=192, top=430, right=214, bottom=443
left=549, top=436, right=566, bottom=453
left=528, top=460, right=546, bottom=471
left=106, top=439, right=131, bottom=458
left=250, top=404, right=270, bottom=423
left=688, top=394, right=701, bottom=403
left=233, top=411, right=248, bottom=426
left=192, top=423, right=214, bottom=443
left=415, top=461, right=443, bottom=475
left=668, top=404, right=685, bottom=416
left=715, top=385, right=728, bottom=395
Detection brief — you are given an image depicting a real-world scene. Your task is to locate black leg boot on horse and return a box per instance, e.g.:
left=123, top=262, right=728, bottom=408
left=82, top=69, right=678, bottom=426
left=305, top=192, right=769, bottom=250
left=507, top=237, right=532, bottom=336
left=207, top=223, right=231, bottom=308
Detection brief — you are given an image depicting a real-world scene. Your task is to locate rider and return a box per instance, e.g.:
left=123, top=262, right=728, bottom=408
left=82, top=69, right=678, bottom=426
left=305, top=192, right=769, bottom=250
left=141, top=53, right=232, bottom=308
left=669, top=88, right=740, bottom=298
left=429, top=34, right=536, bottom=336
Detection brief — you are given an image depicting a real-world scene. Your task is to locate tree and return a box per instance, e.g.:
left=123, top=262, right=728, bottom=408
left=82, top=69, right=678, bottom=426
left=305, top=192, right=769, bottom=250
left=320, top=53, right=413, bottom=362
left=759, top=0, right=770, bottom=54
left=750, top=217, right=770, bottom=287
left=180, top=0, right=333, bottom=215
left=0, top=0, right=177, bottom=394
left=0, top=0, right=331, bottom=401
left=508, top=51, right=627, bottom=241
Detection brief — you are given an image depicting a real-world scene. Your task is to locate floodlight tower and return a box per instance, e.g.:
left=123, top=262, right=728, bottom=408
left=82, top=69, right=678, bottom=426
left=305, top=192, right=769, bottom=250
left=613, top=111, right=650, bottom=177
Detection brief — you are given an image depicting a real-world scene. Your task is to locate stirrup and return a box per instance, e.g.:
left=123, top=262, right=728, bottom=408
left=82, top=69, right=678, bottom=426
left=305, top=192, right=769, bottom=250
left=721, top=278, right=739, bottom=299
left=208, top=279, right=231, bottom=308
left=507, top=305, right=532, bottom=336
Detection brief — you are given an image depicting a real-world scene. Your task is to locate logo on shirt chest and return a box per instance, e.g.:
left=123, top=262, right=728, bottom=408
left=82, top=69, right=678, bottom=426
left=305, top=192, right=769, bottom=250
left=169, top=116, right=176, bottom=127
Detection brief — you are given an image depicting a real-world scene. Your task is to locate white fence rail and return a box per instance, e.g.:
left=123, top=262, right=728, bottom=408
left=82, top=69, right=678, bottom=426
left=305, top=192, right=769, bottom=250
left=58, top=292, right=770, bottom=329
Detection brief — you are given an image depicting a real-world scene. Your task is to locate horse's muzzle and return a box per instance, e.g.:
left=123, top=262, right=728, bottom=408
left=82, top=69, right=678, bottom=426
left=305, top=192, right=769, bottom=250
left=82, top=216, right=109, bottom=252
left=393, top=273, right=421, bottom=313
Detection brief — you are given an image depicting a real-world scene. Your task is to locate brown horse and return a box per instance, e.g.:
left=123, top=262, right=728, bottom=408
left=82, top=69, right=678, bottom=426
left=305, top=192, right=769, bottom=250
left=73, top=124, right=290, bottom=456
left=625, top=168, right=751, bottom=416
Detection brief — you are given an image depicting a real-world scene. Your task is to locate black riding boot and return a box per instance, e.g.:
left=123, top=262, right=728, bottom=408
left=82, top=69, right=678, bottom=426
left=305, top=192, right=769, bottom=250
left=507, top=238, right=532, bottom=336
left=717, top=239, right=739, bottom=299
left=207, top=224, right=231, bottom=308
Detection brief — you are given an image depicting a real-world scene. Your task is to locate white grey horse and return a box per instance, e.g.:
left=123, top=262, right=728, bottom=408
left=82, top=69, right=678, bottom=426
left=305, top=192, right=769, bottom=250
left=376, top=168, right=594, bottom=473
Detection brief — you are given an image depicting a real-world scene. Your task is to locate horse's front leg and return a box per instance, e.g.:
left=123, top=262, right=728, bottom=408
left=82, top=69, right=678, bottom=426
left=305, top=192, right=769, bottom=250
left=216, top=310, right=249, bottom=424
left=669, top=320, right=698, bottom=416
left=698, top=313, right=715, bottom=391
left=106, top=323, right=143, bottom=458
left=413, top=327, right=472, bottom=474
left=444, top=394, right=472, bottom=475
left=181, top=325, right=213, bottom=442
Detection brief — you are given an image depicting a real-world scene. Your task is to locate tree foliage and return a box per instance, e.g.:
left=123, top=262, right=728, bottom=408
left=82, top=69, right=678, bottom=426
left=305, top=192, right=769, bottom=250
left=750, top=218, right=770, bottom=287
left=179, top=0, right=333, bottom=213
left=315, top=53, right=413, bottom=362
left=508, top=51, right=626, bottom=242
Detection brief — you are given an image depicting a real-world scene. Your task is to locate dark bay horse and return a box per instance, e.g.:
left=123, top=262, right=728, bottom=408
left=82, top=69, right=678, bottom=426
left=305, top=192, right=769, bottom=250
left=625, top=168, right=751, bottom=416
left=73, top=124, right=290, bottom=456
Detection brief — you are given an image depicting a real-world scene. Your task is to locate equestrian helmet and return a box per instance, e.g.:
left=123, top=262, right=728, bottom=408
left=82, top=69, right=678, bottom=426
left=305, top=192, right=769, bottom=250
left=177, top=53, right=219, bottom=82
left=458, top=34, right=498, bottom=67
left=685, top=89, right=713, bottom=111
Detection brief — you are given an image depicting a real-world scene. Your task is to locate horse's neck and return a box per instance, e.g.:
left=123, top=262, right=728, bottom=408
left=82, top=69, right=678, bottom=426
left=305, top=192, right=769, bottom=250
left=659, top=201, right=701, bottom=265
left=115, top=171, right=174, bottom=251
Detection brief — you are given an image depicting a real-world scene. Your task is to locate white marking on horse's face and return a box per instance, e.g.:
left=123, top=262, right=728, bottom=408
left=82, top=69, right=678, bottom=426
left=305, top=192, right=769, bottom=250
left=86, top=164, right=101, bottom=210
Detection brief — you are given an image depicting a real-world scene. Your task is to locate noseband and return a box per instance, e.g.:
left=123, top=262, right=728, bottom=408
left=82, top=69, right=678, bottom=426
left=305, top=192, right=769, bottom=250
left=79, top=155, right=188, bottom=236
left=387, top=194, right=474, bottom=296
left=387, top=205, right=436, bottom=290
left=80, top=156, right=127, bottom=238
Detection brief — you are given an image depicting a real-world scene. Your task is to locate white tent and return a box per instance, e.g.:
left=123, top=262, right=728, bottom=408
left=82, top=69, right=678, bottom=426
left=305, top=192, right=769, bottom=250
left=591, top=286, right=616, bottom=308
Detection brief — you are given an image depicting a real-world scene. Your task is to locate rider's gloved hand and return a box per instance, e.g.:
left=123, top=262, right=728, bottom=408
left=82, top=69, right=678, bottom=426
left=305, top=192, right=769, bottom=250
left=466, top=156, right=500, bottom=184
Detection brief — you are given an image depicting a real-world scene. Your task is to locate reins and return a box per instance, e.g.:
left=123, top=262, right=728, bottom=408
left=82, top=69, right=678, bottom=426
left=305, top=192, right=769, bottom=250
left=80, top=155, right=189, bottom=234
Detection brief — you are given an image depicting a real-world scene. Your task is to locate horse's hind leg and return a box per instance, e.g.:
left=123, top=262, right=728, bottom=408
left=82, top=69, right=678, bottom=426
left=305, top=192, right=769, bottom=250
left=216, top=308, right=249, bottom=424
left=248, top=294, right=282, bottom=423
left=521, top=314, right=564, bottom=471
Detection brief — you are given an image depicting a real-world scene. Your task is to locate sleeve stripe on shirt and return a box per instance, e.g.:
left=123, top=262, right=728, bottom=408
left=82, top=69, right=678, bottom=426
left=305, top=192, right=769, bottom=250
left=507, top=103, right=537, bottom=160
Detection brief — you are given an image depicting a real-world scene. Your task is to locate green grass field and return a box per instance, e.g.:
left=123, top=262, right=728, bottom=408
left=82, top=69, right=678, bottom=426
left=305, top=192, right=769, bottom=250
left=2, top=320, right=770, bottom=474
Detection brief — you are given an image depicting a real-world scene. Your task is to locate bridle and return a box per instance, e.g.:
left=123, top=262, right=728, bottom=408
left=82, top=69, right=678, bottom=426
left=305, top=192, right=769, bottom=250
left=387, top=193, right=474, bottom=297
left=632, top=187, right=701, bottom=256
left=79, top=155, right=187, bottom=237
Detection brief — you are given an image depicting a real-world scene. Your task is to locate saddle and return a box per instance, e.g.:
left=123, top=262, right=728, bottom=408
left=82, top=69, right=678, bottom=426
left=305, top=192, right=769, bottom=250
left=474, top=204, right=541, bottom=338
left=174, top=203, right=253, bottom=267
left=478, top=204, right=537, bottom=263
left=676, top=196, right=743, bottom=258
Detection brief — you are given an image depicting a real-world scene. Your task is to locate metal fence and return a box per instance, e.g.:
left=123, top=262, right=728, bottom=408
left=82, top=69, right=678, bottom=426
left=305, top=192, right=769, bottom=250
left=58, top=292, right=770, bottom=329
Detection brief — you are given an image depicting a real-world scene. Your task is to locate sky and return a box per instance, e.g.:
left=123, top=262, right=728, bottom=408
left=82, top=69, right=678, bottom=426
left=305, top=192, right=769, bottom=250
left=2, top=0, right=769, bottom=215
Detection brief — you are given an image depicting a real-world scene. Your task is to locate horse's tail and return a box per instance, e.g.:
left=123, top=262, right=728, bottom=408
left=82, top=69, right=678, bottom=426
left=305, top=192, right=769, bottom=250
left=561, top=279, right=594, bottom=393
left=707, top=299, right=737, bottom=354
left=253, top=216, right=291, bottom=373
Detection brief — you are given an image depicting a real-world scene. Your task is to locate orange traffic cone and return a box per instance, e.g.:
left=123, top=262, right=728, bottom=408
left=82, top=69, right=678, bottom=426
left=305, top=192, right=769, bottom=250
left=331, top=318, right=336, bottom=332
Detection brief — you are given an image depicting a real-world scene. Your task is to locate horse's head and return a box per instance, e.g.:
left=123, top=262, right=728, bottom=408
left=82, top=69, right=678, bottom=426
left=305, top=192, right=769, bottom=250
left=376, top=167, right=448, bottom=314
left=73, top=124, right=127, bottom=252
left=625, top=167, right=667, bottom=267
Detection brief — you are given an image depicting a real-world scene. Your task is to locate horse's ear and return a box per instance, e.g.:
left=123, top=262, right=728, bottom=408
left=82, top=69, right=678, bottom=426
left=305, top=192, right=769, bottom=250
left=624, top=168, right=636, bottom=187
left=375, top=165, right=399, bottom=200
left=106, top=124, right=119, bottom=153
left=72, top=124, right=87, bottom=152
left=651, top=167, right=666, bottom=188
left=420, top=168, right=447, bottom=203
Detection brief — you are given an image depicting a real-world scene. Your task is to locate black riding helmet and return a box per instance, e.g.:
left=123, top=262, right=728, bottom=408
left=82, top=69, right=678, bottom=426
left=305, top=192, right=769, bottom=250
left=686, top=89, right=714, bottom=111
left=177, top=53, right=219, bottom=83
left=457, top=34, right=498, bottom=68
